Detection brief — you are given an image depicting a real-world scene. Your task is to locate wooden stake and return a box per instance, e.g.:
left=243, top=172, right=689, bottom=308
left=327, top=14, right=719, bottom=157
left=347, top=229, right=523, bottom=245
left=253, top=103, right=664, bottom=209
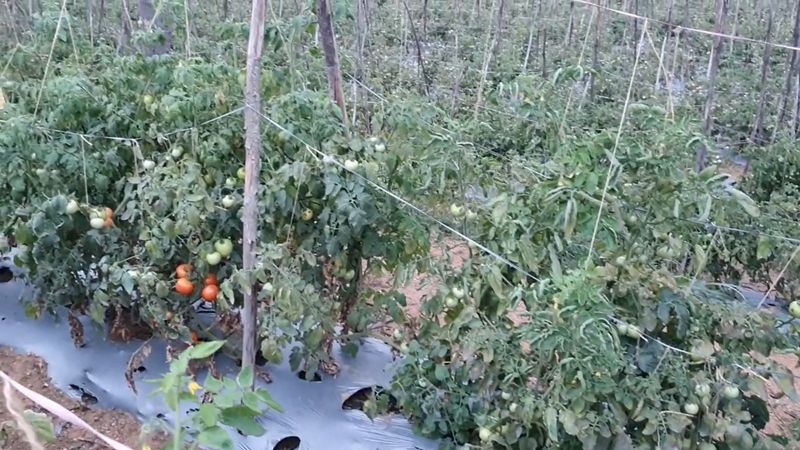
left=242, top=0, right=268, bottom=378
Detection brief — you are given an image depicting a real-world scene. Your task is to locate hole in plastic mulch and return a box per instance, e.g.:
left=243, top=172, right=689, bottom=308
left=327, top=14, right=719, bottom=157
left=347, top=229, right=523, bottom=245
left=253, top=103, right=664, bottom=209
left=273, top=436, right=301, bottom=450
left=68, top=384, right=98, bottom=405
left=0, top=267, right=12, bottom=283
left=342, top=386, right=400, bottom=413
left=296, top=370, right=322, bottom=382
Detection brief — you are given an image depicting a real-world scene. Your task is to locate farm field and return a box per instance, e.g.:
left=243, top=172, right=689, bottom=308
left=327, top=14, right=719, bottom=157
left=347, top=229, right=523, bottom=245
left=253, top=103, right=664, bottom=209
left=1, top=0, right=800, bottom=448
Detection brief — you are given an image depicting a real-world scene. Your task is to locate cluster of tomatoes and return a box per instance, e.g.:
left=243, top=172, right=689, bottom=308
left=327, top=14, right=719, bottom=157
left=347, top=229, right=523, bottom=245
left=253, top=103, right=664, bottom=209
left=174, top=263, right=220, bottom=302
left=64, top=199, right=115, bottom=229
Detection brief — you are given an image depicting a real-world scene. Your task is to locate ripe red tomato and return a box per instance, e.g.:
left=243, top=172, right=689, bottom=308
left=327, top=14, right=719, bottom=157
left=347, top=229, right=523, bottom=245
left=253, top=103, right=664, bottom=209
left=201, top=284, right=219, bottom=302
left=176, top=264, right=193, bottom=279
left=204, top=274, right=218, bottom=286
left=175, top=278, right=194, bottom=296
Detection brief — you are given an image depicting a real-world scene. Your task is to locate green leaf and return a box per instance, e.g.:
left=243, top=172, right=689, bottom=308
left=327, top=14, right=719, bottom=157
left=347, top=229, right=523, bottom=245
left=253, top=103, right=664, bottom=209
left=196, top=404, right=220, bottom=428
left=23, top=411, right=55, bottom=443
left=204, top=375, right=224, bottom=393
left=187, top=340, right=225, bottom=360
left=756, top=236, right=775, bottom=260
left=254, top=388, right=284, bottom=412
left=548, top=245, right=562, bottom=278
left=487, top=266, right=504, bottom=298
left=242, top=391, right=261, bottom=411
left=693, top=244, right=707, bottom=275
left=15, top=225, right=34, bottom=246
left=434, top=365, right=448, bottom=381
left=237, top=366, right=254, bottom=388
left=727, top=188, right=760, bottom=218
left=196, top=426, right=234, bottom=450
left=559, top=409, right=578, bottom=436
left=545, top=407, right=558, bottom=442
left=220, top=406, right=265, bottom=436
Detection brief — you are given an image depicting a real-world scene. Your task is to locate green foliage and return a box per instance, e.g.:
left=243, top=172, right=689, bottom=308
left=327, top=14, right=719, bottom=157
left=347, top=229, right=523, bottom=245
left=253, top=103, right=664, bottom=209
left=2, top=1, right=800, bottom=449
left=152, top=340, right=282, bottom=450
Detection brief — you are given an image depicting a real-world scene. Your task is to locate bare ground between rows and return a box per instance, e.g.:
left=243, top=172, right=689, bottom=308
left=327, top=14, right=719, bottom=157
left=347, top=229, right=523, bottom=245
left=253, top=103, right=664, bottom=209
left=0, top=347, right=167, bottom=450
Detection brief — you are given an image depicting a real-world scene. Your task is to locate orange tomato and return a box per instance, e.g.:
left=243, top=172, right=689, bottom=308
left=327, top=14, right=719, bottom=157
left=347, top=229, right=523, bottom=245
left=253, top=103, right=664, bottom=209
left=201, top=284, right=219, bottom=302
left=165, top=311, right=174, bottom=321
left=191, top=331, right=200, bottom=344
left=103, top=207, right=114, bottom=220
left=175, top=277, right=194, bottom=296
left=176, top=264, right=193, bottom=279
left=103, top=217, right=114, bottom=228
left=204, top=274, right=218, bottom=286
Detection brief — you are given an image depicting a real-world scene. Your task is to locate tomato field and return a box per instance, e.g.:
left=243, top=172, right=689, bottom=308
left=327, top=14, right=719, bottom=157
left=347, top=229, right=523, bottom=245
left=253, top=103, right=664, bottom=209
left=1, top=0, right=800, bottom=448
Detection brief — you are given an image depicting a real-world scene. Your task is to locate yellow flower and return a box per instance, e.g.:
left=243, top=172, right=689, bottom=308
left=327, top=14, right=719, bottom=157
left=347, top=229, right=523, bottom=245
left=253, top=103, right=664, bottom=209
left=187, top=381, right=202, bottom=395
left=142, top=446, right=152, bottom=450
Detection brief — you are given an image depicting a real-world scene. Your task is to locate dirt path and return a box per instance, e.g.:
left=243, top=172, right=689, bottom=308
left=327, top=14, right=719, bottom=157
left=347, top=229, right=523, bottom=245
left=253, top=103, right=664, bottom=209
left=0, top=347, right=164, bottom=450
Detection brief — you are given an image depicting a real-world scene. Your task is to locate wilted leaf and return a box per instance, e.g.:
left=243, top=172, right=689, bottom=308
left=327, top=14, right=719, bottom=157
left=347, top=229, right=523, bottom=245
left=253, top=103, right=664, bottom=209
left=773, top=371, right=799, bottom=401
left=563, top=198, right=577, bottom=240
left=545, top=406, right=558, bottom=441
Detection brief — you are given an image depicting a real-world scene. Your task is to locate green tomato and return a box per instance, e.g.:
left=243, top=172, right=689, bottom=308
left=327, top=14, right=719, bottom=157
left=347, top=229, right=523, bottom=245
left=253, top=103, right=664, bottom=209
left=614, top=256, right=627, bottom=266
left=35, top=168, right=47, bottom=177
left=616, top=322, right=629, bottom=335
left=344, top=159, right=359, bottom=171
left=500, top=392, right=511, bottom=401
left=262, top=282, right=274, bottom=294
left=90, top=217, right=105, bottom=229
left=237, top=167, right=246, bottom=180
left=790, top=301, right=800, bottom=319
left=449, top=203, right=464, bottom=217
left=214, top=239, right=234, bottom=258
left=221, top=195, right=236, bottom=208
left=343, top=269, right=356, bottom=281
left=206, top=252, right=222, bottom=265
left=225, top=177, right=237, bottom=188
left=142, top=159, right=156, bottom=170
left=374, top=143, right=385, bottom=152
left=445, top=296, right=459, bottom=308
left=683, top=403, right=699, bottom=415
left=451, top=286, right=465, bottom=299
left=66, top=200, right=80, bottom=215
left=722, top=386, right=739, bottom=399
left=171, top=146, right=184, bottom=158
left=478, top=427, right=493, bottom=442
left=694, top=383, right=711, bottom=397
left=143, top=95, right=154, bottom=105
left=392, top=329, right=403, bottom=341
left=509, top=402, right=518, bottom=413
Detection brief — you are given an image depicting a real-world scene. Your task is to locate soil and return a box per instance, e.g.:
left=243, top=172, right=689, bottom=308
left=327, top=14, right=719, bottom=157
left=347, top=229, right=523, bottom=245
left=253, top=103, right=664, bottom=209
left=0, top=347, right=166, bottom=450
